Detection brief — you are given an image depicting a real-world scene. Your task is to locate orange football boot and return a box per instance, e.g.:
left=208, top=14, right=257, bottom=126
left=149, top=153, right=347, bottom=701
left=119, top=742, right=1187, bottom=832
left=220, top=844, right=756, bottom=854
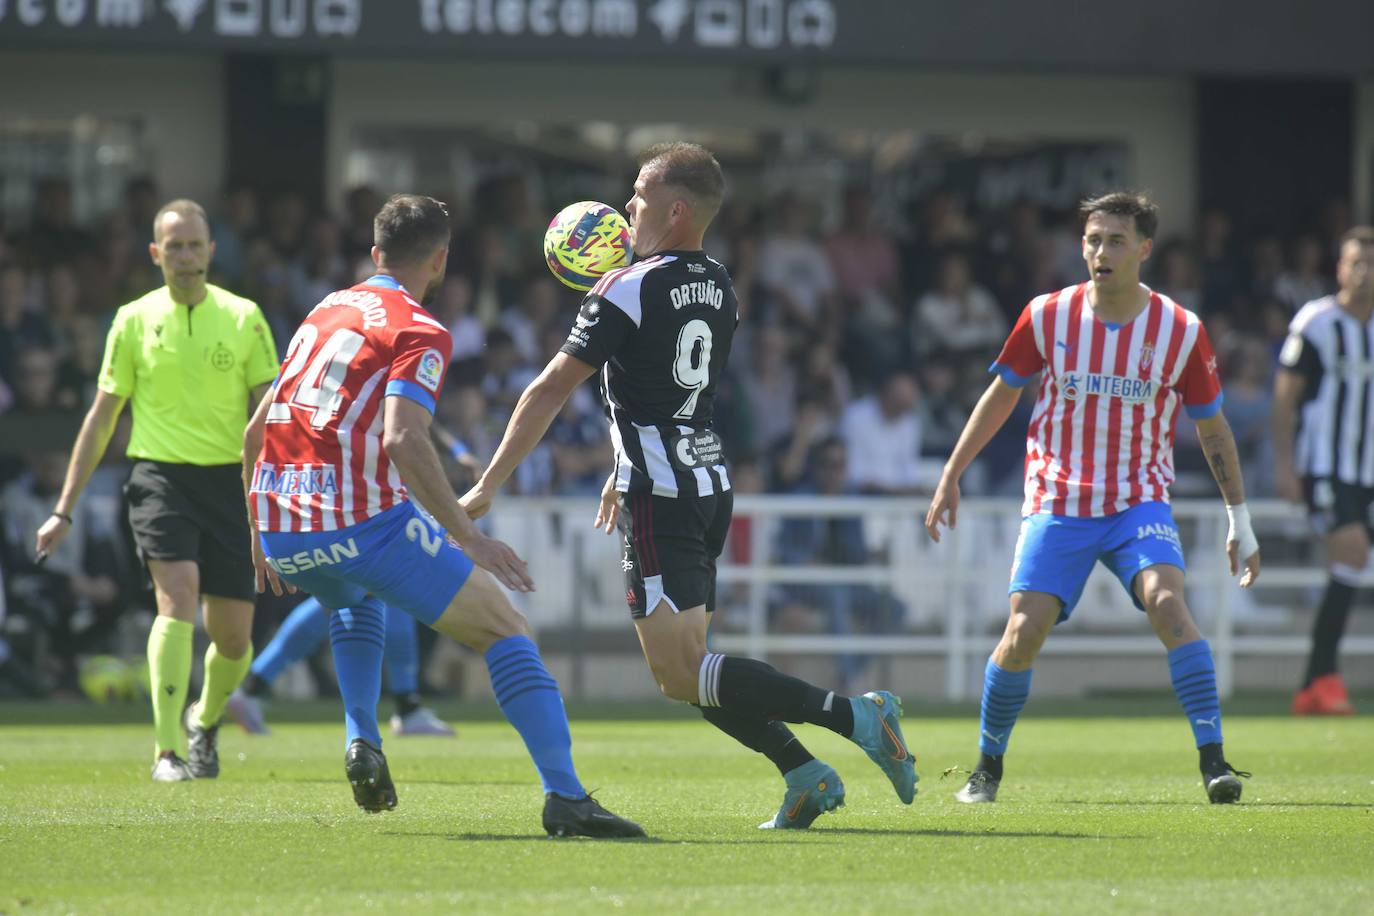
left=1292, top=673, right=1355, bottom=716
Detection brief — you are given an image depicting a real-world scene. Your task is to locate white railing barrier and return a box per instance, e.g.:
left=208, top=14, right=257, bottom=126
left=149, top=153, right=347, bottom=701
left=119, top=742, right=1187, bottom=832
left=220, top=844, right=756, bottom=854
left=489, top=497, right=1374, bottom=700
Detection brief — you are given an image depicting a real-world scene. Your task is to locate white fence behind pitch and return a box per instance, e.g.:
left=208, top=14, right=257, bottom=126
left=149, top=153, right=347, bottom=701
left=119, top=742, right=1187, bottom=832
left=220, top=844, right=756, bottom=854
left=486, top=497, right=1374, bottom=700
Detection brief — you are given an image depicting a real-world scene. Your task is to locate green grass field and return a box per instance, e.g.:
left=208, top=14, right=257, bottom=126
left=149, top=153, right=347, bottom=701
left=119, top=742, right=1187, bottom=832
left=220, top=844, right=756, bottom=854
left=1, top=698, right=1370, bottom=914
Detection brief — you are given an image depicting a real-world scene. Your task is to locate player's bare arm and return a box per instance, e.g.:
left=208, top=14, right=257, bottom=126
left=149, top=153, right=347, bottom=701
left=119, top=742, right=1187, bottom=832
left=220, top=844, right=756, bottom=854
left=461, top=352, right=597, bottom=519
left=242, top=386, right=292, bottom=597
left=34, top=389, right=127, bottom=559
left=1270, top=367, right=1306, bottom=503
left=1195, top=412, right=1261, bottom=588
left=383, top=396, right=534, bottom=593
left=925, top=376, right=1022, bottom=541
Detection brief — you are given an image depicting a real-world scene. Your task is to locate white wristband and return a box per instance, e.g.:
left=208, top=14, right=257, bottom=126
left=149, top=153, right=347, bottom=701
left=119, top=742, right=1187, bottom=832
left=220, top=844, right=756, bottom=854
left=1225, top=503, right=1259, bottom=564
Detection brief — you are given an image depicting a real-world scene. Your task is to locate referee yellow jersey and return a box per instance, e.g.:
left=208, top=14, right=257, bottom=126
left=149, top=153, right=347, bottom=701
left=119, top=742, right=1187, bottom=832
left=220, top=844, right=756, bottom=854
left=98, top=284, right=280, bottom=465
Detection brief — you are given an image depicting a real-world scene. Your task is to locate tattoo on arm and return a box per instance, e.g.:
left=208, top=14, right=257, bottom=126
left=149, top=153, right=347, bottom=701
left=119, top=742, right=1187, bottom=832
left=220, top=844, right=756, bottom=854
left=1199, top=425, right=1245, bottom=505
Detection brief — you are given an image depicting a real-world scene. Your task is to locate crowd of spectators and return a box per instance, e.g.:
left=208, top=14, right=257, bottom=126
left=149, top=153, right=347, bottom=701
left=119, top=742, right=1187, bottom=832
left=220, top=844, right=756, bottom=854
left=0, top=171, right=1355, bottom=696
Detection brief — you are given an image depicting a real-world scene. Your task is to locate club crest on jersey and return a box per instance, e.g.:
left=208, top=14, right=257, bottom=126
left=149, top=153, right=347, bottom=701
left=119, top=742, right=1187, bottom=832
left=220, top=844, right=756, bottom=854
left=1138, top=342, right=1155, bottom=373
left=416, top=349, right=444, bottom=392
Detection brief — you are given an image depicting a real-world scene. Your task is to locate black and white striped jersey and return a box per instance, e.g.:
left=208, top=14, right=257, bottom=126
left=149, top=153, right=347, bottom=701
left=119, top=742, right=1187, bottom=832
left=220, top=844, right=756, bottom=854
left=1280, top=295, right=1374, bottom=485
left=559, top=250, right=737, bottom=498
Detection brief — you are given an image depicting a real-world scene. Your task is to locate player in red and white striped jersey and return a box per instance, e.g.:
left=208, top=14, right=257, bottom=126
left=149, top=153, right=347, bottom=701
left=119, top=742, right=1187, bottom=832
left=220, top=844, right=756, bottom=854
left=925, top=192, right=1261, bottom=806
left=994, top=280, right=1221, bottom=518
left=251, top=275, right=450, bottom=533
left=243, top=194, right=642, bottom=836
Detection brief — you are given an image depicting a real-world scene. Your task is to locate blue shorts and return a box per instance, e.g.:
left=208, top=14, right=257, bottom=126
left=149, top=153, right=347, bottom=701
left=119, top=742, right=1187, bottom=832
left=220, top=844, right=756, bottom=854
left=259, top=501, right=473, bottom=626
left=1009, top=501, right=1186, bottom=622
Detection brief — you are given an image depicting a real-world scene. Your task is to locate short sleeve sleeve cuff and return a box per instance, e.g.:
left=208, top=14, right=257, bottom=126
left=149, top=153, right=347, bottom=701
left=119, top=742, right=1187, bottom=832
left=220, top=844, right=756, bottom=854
left=1185, top=390, right=1224, bottom=420
left=989, top=361, right=1035, bottom=388
left=384, top=379, right=436, bottom=415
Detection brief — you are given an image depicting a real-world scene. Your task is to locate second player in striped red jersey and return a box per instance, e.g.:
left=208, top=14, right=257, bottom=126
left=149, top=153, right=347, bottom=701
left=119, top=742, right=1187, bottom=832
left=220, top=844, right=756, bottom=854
left=926, top=192, right=1259, bottom=808
left=992, top=282, right=1222, bottom=518
left=250, top=276, right=450, bottom=533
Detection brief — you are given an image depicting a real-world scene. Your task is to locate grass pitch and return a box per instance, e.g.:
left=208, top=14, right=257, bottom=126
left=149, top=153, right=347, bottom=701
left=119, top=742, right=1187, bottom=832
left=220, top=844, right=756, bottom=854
left=1, top=697, right=1370, bottom=915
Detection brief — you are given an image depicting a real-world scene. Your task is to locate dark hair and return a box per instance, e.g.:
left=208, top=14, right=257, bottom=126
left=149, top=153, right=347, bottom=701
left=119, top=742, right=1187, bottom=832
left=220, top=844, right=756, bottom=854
left=373, top=194, right=451, bottom=266
left=153, top=199, right=210, bottom=242
left=1078, top=191, right=1159, bottom=240
left=638, top=142, right=725, bottom=220
left=1341, top=225, right=1374, bottom=248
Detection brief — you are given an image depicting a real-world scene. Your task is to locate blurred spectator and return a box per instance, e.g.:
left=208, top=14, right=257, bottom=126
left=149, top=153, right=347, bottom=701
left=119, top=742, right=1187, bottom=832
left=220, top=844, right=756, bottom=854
left=1199, top=207, right=1244, bottom=316
left=288, top=214, right=349, bottom=312
left=0, top=264, right=56, bottom=389
left=913, top=251, right=1006, bottom=359
left=839, top=370, right=924, bottom=495
left=501, top=276, right=563, bottom=363
left=479, top=327, right=537, bottom=415
left=264, top=190, right=309, bottom=261
left=12, top=347, right=81, bottom=414
left=1155, top=239, right=1203, bottom=313
left=0, top=451, right=125, bottom=692
left=341, top=184, right=383, bottom=266
left=1275, top=234, right=1330, bottom=313
left=15, top=177, right=95, bottom=269
left=737, top=325, right=796, bottom=457
left=916, top=357, right=970, bottom=459
left=122, top=176, right=160, bottom=247
left=432, top=275, right=486, bottom=361
left=826, top=184, right=903, bottom=348
left=209, top=186, right=261, bottom=290
left=773, top=436, right=904, bottom=692
left=758, top=191, right=836, bottom=332
left=1248, top=234, right=1285, bottom=303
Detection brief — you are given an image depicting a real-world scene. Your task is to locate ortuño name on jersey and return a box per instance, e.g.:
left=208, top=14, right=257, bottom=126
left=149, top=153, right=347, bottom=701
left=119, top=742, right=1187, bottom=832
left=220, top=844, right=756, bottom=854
left=670, top=279, right=724, bottom=310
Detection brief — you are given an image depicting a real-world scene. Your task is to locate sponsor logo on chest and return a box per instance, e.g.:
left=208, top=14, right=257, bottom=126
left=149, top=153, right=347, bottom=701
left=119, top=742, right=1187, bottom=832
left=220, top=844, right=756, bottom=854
left=254, top=466, right=339, bottom=496
left=1059, top=372, right=1156, bottom=403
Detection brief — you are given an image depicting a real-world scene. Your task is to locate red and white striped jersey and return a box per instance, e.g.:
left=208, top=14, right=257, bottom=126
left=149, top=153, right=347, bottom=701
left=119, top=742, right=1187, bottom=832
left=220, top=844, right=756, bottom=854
left=251, top=275, right=451, bottom=532
left=991, top=283, right=1223, bottom=518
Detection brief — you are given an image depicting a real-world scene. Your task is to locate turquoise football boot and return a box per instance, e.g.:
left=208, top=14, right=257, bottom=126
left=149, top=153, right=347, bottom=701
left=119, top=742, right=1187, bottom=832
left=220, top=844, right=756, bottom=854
left=849, top=691, right=917, bottom=804
left=759, top=759, right=845, bottom=829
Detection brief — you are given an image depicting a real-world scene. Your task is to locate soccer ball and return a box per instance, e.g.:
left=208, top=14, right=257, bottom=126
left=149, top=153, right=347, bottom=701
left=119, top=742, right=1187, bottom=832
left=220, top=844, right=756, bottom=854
left=78, top=655, right=138, bottom=703
left=543, top=201, right=631, bottom=291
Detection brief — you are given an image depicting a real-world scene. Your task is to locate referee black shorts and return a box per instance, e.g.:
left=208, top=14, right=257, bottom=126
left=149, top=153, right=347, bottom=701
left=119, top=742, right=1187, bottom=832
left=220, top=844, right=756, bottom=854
left=617, top=489, right=732, bottom=620
left=1304, top=476, right=1374, bottom=538
left=124, top=460, right=255, bottom=602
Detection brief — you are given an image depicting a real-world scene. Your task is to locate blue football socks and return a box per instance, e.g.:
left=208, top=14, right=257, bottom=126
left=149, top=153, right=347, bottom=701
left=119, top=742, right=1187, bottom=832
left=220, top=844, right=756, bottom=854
left=978, top=659, right=1033, bottom=757
left=252, top=597, right=328, bottom=683
left=485, top=635, right=584, bottom=799
left=383, top=605, right=420, bottom=697
left=329, top=597, right=387, bottom=748
left=1168, top=639, right=1223, bottom=747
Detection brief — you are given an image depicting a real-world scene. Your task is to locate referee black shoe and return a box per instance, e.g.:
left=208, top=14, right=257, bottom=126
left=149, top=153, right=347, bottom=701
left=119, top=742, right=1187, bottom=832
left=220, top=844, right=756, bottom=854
left=183, top=702, right=220, bottom=779
left=344, top=738, right=397, bottom=813
left=955, top=770, right=1000, bottom=804
left=1202, top=759, right=1250, bottom=804
left=542, top=792, right=646, bottom=839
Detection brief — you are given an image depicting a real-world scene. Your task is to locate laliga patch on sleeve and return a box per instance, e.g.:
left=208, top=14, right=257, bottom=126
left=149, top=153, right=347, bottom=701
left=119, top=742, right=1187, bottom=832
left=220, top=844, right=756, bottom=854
left=416, top=348, right=445, bottom=392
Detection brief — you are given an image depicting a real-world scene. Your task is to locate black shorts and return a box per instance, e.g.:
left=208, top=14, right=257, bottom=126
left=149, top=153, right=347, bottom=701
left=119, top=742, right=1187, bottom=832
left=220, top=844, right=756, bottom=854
left=124, top=461, right=255, bottom=602
left=617, top=489, right=732, bottom=619
left=1304, top=477, right=1374, bottom=537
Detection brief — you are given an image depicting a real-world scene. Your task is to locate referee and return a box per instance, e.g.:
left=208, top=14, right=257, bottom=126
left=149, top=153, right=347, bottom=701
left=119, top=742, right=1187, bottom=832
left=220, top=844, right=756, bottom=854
left=1274, top=225, right=1374, bottom=716
left=35, top=199, right=279, bottom=780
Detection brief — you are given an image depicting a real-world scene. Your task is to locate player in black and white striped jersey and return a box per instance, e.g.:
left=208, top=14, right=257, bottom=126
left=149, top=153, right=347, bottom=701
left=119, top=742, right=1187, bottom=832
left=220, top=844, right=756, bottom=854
left=461, top=142, right=918, bottom=829
left=1273, top=225, right=1374, bottom=715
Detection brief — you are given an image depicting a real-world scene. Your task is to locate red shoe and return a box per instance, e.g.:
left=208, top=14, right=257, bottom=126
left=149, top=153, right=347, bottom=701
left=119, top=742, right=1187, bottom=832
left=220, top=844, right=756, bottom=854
left=1292, top=673, right=1355, bottom=716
